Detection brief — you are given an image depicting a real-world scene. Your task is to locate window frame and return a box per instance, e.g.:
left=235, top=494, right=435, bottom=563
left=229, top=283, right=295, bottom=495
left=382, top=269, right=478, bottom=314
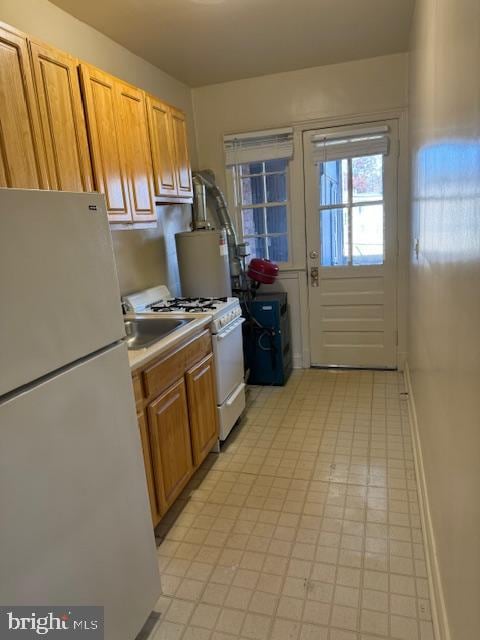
left=226, top=158, right=293, bottom=266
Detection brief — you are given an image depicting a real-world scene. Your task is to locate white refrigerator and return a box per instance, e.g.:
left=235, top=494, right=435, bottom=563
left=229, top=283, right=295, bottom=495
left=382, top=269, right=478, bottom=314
left=0, top=189, right=160, bottom=639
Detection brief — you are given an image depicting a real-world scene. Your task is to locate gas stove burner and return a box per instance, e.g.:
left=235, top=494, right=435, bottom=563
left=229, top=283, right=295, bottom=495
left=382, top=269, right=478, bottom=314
left=149, top=296, right=229, bottom=312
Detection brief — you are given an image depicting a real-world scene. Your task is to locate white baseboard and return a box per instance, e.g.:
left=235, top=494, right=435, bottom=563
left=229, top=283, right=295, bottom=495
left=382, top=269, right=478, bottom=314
left=403, top=362, right=451, bottom=640
left=292, top=354, right=303, bottom=369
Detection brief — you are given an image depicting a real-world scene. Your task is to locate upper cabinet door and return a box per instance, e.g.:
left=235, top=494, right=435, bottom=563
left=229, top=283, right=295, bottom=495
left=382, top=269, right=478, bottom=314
left=116, top=82, right=156, bottom=222
left=29, top=40, right=93, bottom=192
left=0, top=23, right=48, bottom=189
left=146, top=95, right=178, bottom=200
left=79, top=64, right=131, bottom=222
left=170, top=107, right=193, bottom=199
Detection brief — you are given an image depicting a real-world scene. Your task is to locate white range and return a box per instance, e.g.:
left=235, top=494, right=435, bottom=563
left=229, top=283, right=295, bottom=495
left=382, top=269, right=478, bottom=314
left=123, top=285, right=246, bottom=442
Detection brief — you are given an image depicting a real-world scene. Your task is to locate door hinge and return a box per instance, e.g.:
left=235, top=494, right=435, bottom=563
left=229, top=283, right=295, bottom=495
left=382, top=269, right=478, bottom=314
left=396, top=330, right=399, bottom=346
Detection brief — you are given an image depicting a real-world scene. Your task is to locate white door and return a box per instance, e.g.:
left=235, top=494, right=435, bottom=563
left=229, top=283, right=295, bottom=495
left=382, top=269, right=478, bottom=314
left=304, top=121, right=398, bottom=368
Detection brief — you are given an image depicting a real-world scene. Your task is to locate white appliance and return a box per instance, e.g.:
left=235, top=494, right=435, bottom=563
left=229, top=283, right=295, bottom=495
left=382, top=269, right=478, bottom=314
left=0, top=190, right=160, bottom=640
left=123, top=286, right=246, bottom=441
left=175, top=229, right=232, bottom=298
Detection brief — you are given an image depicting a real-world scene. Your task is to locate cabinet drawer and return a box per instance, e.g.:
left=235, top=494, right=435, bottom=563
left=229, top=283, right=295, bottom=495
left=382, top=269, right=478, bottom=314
left=183, top=330, right=211, bottom=370
left=142, top=329, right=212, bottom=399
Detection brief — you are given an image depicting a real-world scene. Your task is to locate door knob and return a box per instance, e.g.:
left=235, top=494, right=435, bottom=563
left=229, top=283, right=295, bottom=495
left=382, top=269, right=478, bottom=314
left=309, top=250, right=318, bottom=259
left=310, top=266, right=319, bottom=287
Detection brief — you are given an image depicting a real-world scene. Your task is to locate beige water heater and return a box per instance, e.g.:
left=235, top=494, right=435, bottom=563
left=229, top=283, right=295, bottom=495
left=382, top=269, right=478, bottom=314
left=175, top=229, right=232, bottom=297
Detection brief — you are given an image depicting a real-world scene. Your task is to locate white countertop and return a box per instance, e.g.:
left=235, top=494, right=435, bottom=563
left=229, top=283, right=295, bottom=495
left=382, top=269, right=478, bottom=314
left=127, top=315, right=211, bottom=372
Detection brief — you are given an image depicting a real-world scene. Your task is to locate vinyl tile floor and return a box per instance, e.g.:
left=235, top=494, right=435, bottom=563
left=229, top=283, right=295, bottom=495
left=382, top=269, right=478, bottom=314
left=148, top=369, right=435, bottom=640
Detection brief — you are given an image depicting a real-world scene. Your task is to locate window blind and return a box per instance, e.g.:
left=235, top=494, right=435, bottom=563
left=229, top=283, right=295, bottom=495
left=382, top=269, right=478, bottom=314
left=311, top=125, right=390, bottom=162
left=224, top=127, right=294, bottom=165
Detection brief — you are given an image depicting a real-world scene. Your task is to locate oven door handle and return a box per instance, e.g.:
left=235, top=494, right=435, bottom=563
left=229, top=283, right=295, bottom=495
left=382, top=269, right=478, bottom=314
left=226, top=383, right=246, bottom=406
left=216, top=317, right=245, bottom=341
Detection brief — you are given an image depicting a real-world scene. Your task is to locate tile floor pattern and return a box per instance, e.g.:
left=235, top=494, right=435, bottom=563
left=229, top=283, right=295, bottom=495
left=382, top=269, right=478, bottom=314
left=149, top=370, right=435, bottom=640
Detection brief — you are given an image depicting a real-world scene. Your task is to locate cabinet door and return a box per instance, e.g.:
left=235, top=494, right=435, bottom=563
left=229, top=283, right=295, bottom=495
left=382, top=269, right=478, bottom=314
left=29, top=40, right=93, bottom=192
left=186, top=353, right=219, bottom=467
left=116, top=82, right=156, bottom=222
left=79, top=64, right=131, bottom=222
left=170, top=107, right=193, bottom=199
left=148, top=379, right=193, bottom=510
left=137, top=410, right=161, bottom=526
left=0, top=22, right=48, bottom=188
left=146, top=96, right=178, bottom=200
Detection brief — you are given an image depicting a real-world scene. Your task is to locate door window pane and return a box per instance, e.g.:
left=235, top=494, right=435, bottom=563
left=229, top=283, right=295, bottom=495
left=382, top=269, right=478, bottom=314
left=352, top=154, right=383, bottom=203
left=319, top=159, right=348, bottom=206
left=268, top=235, right=288, bottom=262
left=266, top=205, right=287, bottom=234
left=242, top=208, right=265, bottom=235
left=320, top=208, right=349, bottom=266
left=352, top=204, right=384, bottom=265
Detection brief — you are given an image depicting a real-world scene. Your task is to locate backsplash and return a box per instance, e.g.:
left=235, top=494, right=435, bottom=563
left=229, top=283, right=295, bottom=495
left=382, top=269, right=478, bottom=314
left=111, top=204, right=191, bottom=297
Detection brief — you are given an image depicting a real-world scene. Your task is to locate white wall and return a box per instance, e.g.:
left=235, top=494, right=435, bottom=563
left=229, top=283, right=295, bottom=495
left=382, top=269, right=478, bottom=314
left=408, top=0, right=480, bottom=638
left=0, top=0, right=196, bottom=296
left=193, top=54, right=409, bottom=367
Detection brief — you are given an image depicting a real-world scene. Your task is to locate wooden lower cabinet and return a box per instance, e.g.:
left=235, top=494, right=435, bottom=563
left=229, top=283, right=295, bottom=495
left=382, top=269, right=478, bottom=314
left=148, top=378, right=194, bottom=513
left=137, top=409, right=161, bottom=526
left=186, top=353, right=219, bottom=466
left=133, top=330, right=219, bottom=526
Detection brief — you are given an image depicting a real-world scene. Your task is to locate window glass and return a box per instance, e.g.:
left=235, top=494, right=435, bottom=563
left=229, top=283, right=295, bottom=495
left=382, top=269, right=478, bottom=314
left=265, top=158, right=287, bottom=173
left=352, top=204, right=384, bottom=265
left=268, top=235, right=289, bottom=262
left=319, top=154, right=385, bottom=267
left=266, top=205, right=288, bottom=234
left=319, top=159, right=348, bottom=206
left=242, top=208, right=265, bottom=235
left=320, top=208, right=349, bottom=266
left=352, top=154, right=383, bottom=203
left=237, top=159, right=290, bottom=262
left=266, top=173, right=287, bottom=202
left=241, top=175, right=264, bottom=205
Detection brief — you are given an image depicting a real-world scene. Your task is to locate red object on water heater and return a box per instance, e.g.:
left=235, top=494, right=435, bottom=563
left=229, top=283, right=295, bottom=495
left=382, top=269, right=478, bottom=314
left=247, top=258, right=279, bottom=285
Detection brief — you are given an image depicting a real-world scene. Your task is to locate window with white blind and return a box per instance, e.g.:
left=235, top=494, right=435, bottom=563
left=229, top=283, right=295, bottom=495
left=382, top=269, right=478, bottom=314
left=311, top=126, right=390, bottom=267
left=224, top=129, right=293, bottom=263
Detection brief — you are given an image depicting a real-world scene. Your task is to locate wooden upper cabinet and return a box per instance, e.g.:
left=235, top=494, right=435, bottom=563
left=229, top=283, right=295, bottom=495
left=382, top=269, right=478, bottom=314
left=186, top=353, right=219, bottom=467
left=146, top=95, right=178, bottom=200
left=116, top=81, right=155, bottom=222
left=0, top=22, right=48, bottom=189
left=29, top=40, right=93, bottom=192
left=170, top=107, right=193, bottom=199
left=79, top=64, right=131, bottom=221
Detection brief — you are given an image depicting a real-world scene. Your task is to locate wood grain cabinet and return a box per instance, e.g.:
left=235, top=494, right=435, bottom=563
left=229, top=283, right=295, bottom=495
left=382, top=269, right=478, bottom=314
left=80, top=64, right=156, bottom=223
left=148, top=379, right=194, bottom=512
left=29, top=40, right=93, bottom=192
left=186, top=353, right=219, bottom=466
left=170, top=107, right=193, bottom=200
left=0, top=19, right=193, bottom=216
left=115, top=80, right=156, bottom=222
left=132, top=329, right=218, bottom=526
left=146, top=96, right=193, bottom=202
left=137, top=409, right=161, bottom=525
left=0, top=22, right=48, bottom=189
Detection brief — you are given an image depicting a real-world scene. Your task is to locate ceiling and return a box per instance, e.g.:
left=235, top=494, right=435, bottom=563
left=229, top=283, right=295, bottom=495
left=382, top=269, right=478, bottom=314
left=51, top=0, right=415, bottom=87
